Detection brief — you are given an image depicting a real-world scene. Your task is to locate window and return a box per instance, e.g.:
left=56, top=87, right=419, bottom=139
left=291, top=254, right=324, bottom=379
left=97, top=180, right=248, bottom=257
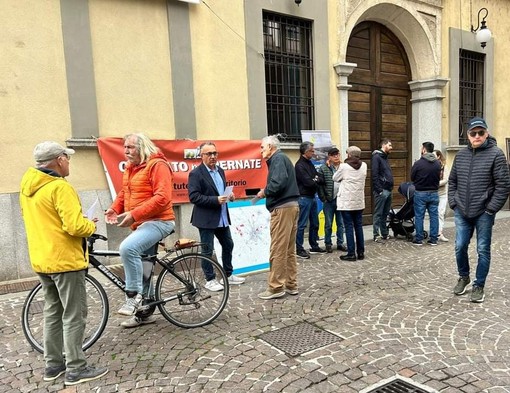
left=459, top=49, right=485, bottom=145
left=263, top=12, right=314, bottom=142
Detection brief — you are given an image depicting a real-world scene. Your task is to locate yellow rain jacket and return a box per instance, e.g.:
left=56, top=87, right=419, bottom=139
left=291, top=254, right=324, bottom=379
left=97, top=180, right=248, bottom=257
left=20, top=167, right=96, bottom=274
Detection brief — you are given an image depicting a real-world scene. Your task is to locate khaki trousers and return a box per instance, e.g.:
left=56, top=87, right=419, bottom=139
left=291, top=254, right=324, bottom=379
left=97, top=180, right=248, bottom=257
left=268, top=206, right=299, bottom=292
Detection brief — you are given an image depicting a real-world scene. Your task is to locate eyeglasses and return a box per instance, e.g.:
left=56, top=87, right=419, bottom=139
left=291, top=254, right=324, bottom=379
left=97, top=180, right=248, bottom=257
left=469, top=130, right=486, bottom=138
left=202, top=151, right=218, bottom=157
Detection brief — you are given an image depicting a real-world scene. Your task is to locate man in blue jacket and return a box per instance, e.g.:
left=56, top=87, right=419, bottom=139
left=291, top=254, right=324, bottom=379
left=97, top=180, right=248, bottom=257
left=449, top=117, right=510, bottom=303
left=371, top=139, right=394, bottom=242
left=410, top=141, right=441, bottom=246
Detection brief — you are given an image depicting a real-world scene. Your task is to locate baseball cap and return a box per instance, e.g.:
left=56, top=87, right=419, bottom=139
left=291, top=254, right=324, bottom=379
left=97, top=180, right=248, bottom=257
left=328, top=147, right=340, bottom=156
left=33, top=141, right=75, bottom=162
left=466, top=117, right=488, bottom=132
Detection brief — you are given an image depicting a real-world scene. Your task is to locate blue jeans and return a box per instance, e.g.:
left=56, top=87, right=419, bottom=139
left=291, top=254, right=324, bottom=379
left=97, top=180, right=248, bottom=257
left=413, top=191, right=439, bottom=243
left=372, top=189, right=392, bottom=238
left=454, top=209, right=495, bottom=287
left=341, top=210, right=364, bottom=256
left=296, top=196, right=320, bottom=252
left=199, top=226, right=234, bottom=281
left=322, top=199, right=345, bottom=246
left=119, top=220, right=175, bottom=294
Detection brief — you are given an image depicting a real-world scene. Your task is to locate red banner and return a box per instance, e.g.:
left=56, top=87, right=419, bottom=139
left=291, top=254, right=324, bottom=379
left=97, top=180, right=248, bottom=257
left=97, top=138, right=267, bottom=204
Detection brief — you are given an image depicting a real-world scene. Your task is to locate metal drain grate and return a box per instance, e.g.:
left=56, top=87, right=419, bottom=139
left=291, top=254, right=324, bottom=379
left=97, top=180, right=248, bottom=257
left=363, top=377, right=435, bottom=393
left=258, top=322, right=342, bottom=357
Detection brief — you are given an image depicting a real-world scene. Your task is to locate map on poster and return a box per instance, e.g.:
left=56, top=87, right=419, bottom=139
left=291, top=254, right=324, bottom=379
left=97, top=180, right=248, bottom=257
left=300, top=130, right=332, bottom=148
left=213, top=199, right=270, bottom=275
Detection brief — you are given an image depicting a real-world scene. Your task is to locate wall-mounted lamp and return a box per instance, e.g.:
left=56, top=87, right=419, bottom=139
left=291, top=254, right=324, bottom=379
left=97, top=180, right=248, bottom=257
left=471, top=7, right=492, bottom=48
left=294, top=0, right=302, bottom=5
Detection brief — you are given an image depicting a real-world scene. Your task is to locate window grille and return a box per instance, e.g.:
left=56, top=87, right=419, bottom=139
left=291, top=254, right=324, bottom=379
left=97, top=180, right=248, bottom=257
left=263, top=12, right=314, bottom=142
left=459, top=49, right=485, bottom=145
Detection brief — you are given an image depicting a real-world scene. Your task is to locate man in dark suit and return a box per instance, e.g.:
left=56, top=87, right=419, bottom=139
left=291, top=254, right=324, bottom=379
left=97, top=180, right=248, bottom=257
left=188, top=142, right=246, bottom=291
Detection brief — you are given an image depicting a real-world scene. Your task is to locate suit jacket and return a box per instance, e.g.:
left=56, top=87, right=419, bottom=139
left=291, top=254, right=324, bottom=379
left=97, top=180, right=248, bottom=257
left=188, top=163, right=231, bottom=229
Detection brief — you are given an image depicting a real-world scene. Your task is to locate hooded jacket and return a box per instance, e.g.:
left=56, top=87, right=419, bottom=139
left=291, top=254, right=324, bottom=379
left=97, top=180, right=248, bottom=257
left=333, top=157, right=367, bottom=211
left=111, top=152, right=175, bottom=230
left=411, top=152, right=441, bottom=191
left=371, top=150, right=394, bottom=194
left=19, top=167, right=96, bottom=274
left=448, top=136, right=510, bottom=218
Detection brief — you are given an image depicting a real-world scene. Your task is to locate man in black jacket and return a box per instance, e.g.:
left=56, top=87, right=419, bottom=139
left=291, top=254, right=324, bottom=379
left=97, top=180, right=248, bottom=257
left=410, top=141, right=441, bottom=246
left=256, top=135, right=300, bottom=299
left=449, top=117, right=510, bottom=303
left=371, top=139, right=394, bottom=242
left=295, top=142, right=326, bottom=259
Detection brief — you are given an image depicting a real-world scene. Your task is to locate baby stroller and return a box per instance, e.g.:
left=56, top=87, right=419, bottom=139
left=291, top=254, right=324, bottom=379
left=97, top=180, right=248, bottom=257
left=387, top=182, right=427, bottom=241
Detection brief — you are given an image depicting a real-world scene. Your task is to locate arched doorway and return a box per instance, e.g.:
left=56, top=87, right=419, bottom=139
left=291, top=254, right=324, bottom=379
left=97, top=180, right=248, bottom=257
left=346, top=21, right=412, bottom=223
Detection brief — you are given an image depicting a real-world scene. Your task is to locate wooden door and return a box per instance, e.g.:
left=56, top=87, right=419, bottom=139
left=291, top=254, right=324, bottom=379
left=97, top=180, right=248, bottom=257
left=346, top=22, right=412, bottom=223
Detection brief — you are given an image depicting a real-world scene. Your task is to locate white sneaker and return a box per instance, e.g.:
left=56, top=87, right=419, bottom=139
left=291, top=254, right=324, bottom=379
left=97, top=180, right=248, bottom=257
left=117, top=293, right=143, bottom=316
left=120, top=315, right=156, bottom=328
left=204, top=279, right=224, bottom=292
left=220, top=274, right=246, bottom=285
left=439, top=234, right=449, bottom=242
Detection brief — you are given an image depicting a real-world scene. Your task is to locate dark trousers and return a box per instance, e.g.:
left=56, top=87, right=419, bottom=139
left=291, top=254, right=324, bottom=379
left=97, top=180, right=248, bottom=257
left=198, top=226, right=234, bottom=280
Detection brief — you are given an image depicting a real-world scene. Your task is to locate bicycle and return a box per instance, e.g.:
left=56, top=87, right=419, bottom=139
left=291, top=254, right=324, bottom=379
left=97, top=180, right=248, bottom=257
left=21, top=233, right=229, bottom=354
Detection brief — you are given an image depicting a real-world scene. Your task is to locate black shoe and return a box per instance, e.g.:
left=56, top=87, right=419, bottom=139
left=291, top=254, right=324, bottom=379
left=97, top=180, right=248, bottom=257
left=357, top=253, right=365, bottom=260
left=309, top=247, right=327, bottom=254
left=65, top=365, right=108, bottom=386
left=297, top=249, right=310, bottom=259
left=340, top=254, right=357, bottom=261
left=325, top=245, right=333, bottom=253
left=337, top=244, right=348, bottom=252
left=44, top=364, right=66, bottom=381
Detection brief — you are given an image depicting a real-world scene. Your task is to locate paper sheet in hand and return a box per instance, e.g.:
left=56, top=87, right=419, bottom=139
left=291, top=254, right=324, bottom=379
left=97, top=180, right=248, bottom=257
left=222, top=186, right=234, bottom=197
left=86, top=197, right=100, bottom=220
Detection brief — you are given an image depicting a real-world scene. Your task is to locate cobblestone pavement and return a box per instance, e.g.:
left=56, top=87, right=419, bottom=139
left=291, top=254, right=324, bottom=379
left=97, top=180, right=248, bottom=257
left=2, top=213, right=510, bottom=393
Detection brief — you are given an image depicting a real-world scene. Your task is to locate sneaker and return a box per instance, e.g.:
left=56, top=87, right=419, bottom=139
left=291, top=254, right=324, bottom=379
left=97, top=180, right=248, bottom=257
left=427, top=240, right=438, bottom=246
left=309, top=247, right=327, bottom=254
left=382, top=234, right=392, bottom=240
left=220, top=274, right=246, bottom=285
left=439, top=234, right=449, bottom=242
left=285, top=287, right=299, bottom=295
left=357, top=253, right=365, bottom=260
left=340, top=254, right=356, bottom=261
left=297, top=249, right=310, bottom=259
left=64, top=365, right=108, bottom=386
left=44, top=364, right=66, bottom=381
left=204, top=279, right=224, bottom=292
left=337, top=244, right=348, bottom=252
left=453, top=276, right=471, bottom=295
left=470, top=285, right=485, bottom=303
left=373, top=236, right=384, bottom=243
left=258, top=289, right=285, bottom=300
left=412, top=240, right=423, bottom=246
left=325, top=245, right=333, bottom=253
left=118, top=293, right=143, bottom=316
left=120, top=315, right=157, bottom=328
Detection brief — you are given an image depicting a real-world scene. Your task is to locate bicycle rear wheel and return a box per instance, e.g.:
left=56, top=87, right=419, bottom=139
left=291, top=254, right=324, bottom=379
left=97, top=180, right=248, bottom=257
left=155, top=253, right=229, bottom=328
left=21, top=273, right=109, bottom=354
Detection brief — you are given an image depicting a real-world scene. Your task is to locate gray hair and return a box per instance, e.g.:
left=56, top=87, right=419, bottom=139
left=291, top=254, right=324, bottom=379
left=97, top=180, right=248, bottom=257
left=124, top=133, right=159, bottom=163
left=262, top=135, right=280, bottom=150
left=346, top=145, right=361, bottom=158
left=199, top=141, right=216, bottom=153
left=299, top=141, right=314, bottom=155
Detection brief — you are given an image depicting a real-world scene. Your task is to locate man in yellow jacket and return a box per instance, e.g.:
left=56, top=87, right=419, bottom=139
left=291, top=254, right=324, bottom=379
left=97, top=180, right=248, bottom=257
left=20, top=141, right=108, bottom=386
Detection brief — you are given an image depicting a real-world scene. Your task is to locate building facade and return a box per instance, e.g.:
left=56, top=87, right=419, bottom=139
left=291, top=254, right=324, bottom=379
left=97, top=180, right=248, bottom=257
left=1, top=0, right=507, bottom=281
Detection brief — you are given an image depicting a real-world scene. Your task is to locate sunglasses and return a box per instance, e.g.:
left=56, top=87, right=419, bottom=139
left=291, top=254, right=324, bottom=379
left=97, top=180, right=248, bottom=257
left=468, top=130, right=486, bottom=138
left=203, top=151, right=218, bottom=157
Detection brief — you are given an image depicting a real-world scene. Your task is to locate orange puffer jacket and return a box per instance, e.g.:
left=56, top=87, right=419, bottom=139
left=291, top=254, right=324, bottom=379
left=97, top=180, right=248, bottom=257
left=112, top=152, right=175, bottom=230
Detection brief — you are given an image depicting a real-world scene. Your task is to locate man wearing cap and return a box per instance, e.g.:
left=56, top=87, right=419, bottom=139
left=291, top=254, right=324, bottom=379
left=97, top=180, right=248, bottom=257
left=318, top=147, right=347, bottom=253
left=449, top=117, right=510, bottom=303
left=20, top=142, right=108, bottom=385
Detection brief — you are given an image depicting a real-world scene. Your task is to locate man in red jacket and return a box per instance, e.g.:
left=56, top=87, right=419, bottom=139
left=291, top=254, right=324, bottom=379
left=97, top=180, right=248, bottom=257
left=105, top=133, right=175, bottom=325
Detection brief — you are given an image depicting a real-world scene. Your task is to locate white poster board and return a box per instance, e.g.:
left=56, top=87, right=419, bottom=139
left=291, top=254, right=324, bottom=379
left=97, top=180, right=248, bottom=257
left=214, top=199, right=270, bottom=275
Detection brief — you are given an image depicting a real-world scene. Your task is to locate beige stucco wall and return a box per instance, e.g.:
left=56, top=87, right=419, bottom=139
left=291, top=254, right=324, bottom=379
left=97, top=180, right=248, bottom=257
left=1, top=1, right=72, bottom=193
left=189, top=0, right=250, bottom=141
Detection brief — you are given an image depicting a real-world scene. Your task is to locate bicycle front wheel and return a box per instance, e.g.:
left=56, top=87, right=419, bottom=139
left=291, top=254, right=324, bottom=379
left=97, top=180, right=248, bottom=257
left=21, top=273, right=109, bottom=354
left=155, top=253, right=229, bottom=328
